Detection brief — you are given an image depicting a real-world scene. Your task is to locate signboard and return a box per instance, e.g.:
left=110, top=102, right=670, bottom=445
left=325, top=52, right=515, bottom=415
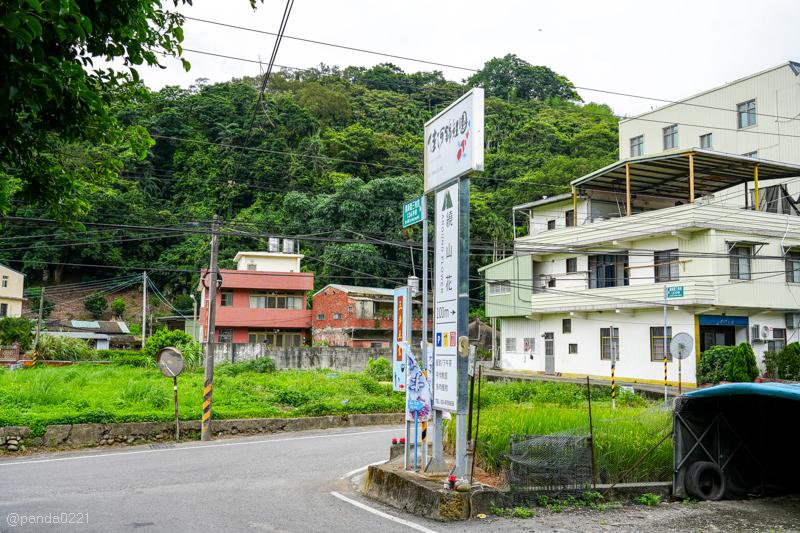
left=666, top=286, right=684, bottom=298
left=423, top=88, right=484, bottom=194
left=403, top=197, right=423, bottom=227
left=433, top=182, right=459, bottom=411
left=393, top=286, right=411, bottom=391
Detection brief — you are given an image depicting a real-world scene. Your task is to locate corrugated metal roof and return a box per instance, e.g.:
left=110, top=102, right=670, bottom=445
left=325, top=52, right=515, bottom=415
left=43, top=331, right=109, bottom=340
left=71, top=320, right=100, bottom=329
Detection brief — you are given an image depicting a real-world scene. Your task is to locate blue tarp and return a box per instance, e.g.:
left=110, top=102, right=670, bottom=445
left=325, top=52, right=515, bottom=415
left=685, top=382, right=800, bottom=401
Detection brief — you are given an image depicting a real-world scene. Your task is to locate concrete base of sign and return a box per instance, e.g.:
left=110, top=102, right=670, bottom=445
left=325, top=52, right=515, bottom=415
left=365, top=464, right=502, bottom=522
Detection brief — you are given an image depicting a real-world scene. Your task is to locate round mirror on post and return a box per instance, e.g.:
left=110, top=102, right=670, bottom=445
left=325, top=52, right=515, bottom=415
left=156, top=346, right=185, bottom=377
left=669, top=333, right=694, bottom=396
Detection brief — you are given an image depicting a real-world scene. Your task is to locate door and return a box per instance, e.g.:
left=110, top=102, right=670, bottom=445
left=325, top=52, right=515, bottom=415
left=545, top=332, right=555, bottom=374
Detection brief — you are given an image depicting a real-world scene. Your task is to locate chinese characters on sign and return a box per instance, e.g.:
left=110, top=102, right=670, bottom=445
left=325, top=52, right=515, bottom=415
left=392, top=287, right=411, bottom=391
left=433, top=182, right=459, bottom=411
left=402, top=197, right=423, bottom=227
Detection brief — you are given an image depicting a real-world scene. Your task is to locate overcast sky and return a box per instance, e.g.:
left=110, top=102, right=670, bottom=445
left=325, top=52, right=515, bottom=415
left=136, top=0, right=800, bottom=117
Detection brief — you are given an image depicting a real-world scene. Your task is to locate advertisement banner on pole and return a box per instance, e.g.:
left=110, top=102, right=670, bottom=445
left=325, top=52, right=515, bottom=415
left=423, top=88, right=484, bottom=194
left=393, top=286, right=411, bottom=391
left=432, top=182, right=459, bottom=411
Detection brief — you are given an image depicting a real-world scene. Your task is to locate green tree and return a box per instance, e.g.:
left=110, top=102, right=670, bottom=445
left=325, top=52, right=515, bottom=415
left=111, top=297, right=126, bottom=318
left=84, top=293, right=108, bottom=318
left=467, top=54, right=582, bottom=102
left=141, top=328, right=193, bottom=359
left=727, top=342, right=759, bottom=383
left=0, top=316, right=34, bottom=350
left=173, top=293, right=195, bottom=314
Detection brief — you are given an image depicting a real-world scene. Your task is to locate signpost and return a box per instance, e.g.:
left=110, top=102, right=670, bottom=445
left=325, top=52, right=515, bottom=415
left=403, top=197, right=423, bottom=227
left=156, top=346, right=185, bottom=440
left=663, top=286, right=683, bottom=401
left=425, top=88, right=484, bottom=479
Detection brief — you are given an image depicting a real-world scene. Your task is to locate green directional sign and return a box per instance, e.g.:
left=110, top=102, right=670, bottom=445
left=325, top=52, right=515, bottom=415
left=666, top=286, right=684, bottom=298
left=403, top=197, right=423, bottom=227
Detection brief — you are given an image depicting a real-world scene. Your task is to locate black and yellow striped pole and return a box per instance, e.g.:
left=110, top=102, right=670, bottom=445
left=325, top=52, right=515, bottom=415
left=610, top=325, right=616, bottom=410
left=201, top=216, right=220, bottom=442
left=664, top=357, right=668, bottom=402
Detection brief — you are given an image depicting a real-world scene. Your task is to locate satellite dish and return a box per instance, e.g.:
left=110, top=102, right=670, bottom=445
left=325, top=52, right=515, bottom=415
left=670, top=333, right=694, bottom=360
left=156, top=346, right=185, bottom=377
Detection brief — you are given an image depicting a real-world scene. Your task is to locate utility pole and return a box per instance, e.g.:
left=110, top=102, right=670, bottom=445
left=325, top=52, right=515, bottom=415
left=33, top=287, right=45, bottom=364
left=201, top=215, right=220, bottom=442
left=421, top=194, right=428, bottom=471
left=141, top=272, right=147, bottom=348
left=191, top=294, right=198, bottom=341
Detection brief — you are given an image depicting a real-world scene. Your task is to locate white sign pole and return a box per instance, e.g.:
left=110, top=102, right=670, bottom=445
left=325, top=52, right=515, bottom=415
left=664, top=286, right=668, bottom=403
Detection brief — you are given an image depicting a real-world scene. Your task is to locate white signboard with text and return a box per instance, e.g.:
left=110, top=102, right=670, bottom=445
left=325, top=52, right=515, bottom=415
left=433, top=182, right=459, bottom=411
left=423, top=88, right=484, bottom=194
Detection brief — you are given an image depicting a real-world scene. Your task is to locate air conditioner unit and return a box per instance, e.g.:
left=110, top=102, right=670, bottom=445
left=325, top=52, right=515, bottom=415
left=761, top=325, right=771, bottom=340
left=751, top=324, right=761, bottom=341
left=786, top=313, right=800, bottom=329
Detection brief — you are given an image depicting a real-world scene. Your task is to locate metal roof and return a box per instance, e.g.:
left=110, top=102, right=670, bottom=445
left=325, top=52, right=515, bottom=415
left=570, top=148, right=800, bottom=201
left=512, top=192, right=574, bottom=211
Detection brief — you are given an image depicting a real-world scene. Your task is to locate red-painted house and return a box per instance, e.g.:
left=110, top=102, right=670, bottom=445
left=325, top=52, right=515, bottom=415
left=311, top=284, right=432, bottom=348
left=200, top=250, right=313, bottom=346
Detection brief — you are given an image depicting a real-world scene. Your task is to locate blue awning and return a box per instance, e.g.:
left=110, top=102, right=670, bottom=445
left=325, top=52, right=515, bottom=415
left=685, top=382, right=800, bottom=402
left=698, top=315, right=749, bottom=326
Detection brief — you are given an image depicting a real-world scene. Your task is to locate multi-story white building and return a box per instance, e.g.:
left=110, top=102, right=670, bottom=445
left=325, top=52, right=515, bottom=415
left=619, top=61, right=800, bottom=164
left=0, top=264, right=25, bottom=318
left=482, top=150, right=800, bottom=386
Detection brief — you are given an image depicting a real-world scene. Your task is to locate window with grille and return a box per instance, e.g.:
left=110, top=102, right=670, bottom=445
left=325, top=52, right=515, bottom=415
left=544, top=333, right=554, bottom=356
left=489, top=281, right=511, bottom=295
left=737, top=99, right=756, bottom=128
left=563, top=318, right=572, bottom=334
left=569, top=344, right=578, bottom=354
left=565, top=210, right=575, bottom=227
left=566, top=258, right=577, bottom=273
left=663, top=125, right=678, bottom=150
left=316, top=314, right=325, bottom=321
left=600, top=328, right=620, bottom=360
left=0, top=303, right=7, bottom=317
left=700, top=133, right=713, bottom=149
left=768, top=328, right=786, bottom=353
left=785, top=252, right=800, bottom=283
left=729, top=246, right=752, bottom=280
left=348, top=306, right=354, bottom=313
left=654, top=250, right=679, bottom=282
left=588, top=254, right=629, bottom=288
left=547, top=220, right=556, bottom=230
left=247, top=264, right=256, bottom=271
left=650, top=326, right=673, bottom=361
left=218, top=329, right=234, bottom=343
left=505, top=337, right=516, bottom=353
left=630, top=135, right=644, bottom=157
left=333, top=313, right=343, bottom=320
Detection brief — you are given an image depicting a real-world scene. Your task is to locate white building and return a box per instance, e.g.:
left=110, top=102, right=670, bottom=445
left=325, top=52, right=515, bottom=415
left=482, top=150, right=800, bottom=387
left=619, top=61, right=800, bottom=164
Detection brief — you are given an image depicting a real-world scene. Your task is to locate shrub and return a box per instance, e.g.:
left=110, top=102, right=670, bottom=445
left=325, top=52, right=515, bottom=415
left=367, top=357, right=392, bottom=381
left=773, top=342, right=800, bottom=381
left=84, top=293, right=108, bottom=318
left=0, top=316, right=35, bottom=350
left=697, top=345, right=733, bottom=384
left=111, top=298, right=126, bottom=318
left=141, top=328, right=194, bottom=359
left=30, top=335, right=95, bottom=361
left=215, top=357, right=275, bottom=377
left=727, top=342, right=758, bottom=383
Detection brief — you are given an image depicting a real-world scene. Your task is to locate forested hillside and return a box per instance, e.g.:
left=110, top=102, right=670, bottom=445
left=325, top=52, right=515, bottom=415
left=0, top=54, right=619, bottom=309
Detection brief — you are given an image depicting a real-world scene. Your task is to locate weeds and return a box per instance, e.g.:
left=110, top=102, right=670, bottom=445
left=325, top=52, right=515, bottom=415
left=634, top=493, right=661, bottom=506
left=489, top=502, right=535, bottom=518
left=534, top=492, right=621, bottom=512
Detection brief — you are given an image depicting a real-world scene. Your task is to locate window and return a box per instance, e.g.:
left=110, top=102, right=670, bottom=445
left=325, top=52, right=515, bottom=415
left=630, top=135, right=644, bottom=157
left=700, top=133, right=713, bottom=149
left=600, top=328, right=620, bottom=361
left=547, top=277, right=556, bottom=288
left=588, top=254, right=629, bottom=288
left=371, top=342, right=383, bottom=348
left=220, top=291, right=234, bottom=307
left=737, top=99, right=756, bottom=128
left=563, top=318, right=572, bottom=334
left=654, top=250, right=680, bottom=282
left=249, top=291, right=303, bottom=309
left=566, top=258, right=577, bottom=273
left=663, top=125, right=678, bottom=150
left=317, top=314, right=325, bottom=321
left=544, top=333, right=554, bottom=356
left=786, top=251, right=800, bottom=283
left=650, top=326, right=673, bottom=361
left=547, top=220, right=556, bottom=230
left=524, top=337, right=536, bottom=352
left=0, top=303, right=6, bottom=317
left=569, top=343, right=578, bottom=354
left=565, top=210, right=575, bottom=227
left=489, top=281, right=511, bottom=296
left=743, top=151, right=758, bottom=158
left=218, top=329, right=234, bottom=343
left=768, top=328, right=786, bottom=353
left=505, top=337, right=516, bottom=353
left=248, top=329, right=266, bottom=343
left=333, top=313, right=343, bottom=320
left=729, top=246, right=752, bottom=280
left=247, top=264, right=256, bottom=271
left=348, top=306, right=354, bottom=313
left=1, top=276, right=6, bottom=288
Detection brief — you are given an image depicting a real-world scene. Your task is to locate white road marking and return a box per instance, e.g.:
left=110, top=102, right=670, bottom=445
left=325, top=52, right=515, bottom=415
left=340, top=460, right=388, bottom=479
left=331, top=491, right=440, bottom=533
left=0, top=428, right=400, bottom=468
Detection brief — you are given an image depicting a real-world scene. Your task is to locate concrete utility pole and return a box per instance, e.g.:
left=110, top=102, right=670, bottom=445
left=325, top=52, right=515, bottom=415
left=201, top=215, right=221, bottom=442
left=141, top=272, right=147, bottom=348
left=33, top=287, right=45, bottom=363
left=421, top=194, right=428, bottom=471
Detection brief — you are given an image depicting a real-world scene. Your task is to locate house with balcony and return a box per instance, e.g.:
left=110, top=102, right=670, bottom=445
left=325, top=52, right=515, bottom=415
left=482, top=149, right=800, bottom=386
left=199, top=249, right=313, bottom=347
left=0, top=264, right=25, bottom=318
left=312, top=284, right=432, bottom=347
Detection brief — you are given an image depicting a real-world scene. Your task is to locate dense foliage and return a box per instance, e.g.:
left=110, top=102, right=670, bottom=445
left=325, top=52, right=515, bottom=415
left=772, top=342, right=800, bottom=380
left=140, top=328, right=193, bottom=359
left=0, top=316, right=34, bottom=350
left=1, top=54, right=618, bottom=312
left=697, top=345, right=734, bottom=385
left=727, top=342, right=759, bottom=383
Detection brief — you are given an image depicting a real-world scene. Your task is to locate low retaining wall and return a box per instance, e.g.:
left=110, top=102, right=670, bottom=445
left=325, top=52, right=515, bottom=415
left=0, top=413, right=404, bottom=452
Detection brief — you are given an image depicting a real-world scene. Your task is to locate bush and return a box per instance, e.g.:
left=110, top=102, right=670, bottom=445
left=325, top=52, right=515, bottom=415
left=697, top=345, right=733, bottom=384
left=0, top=316, right=35, bottom=350
left=84, top=293, right=108, bottom=318
left=94, top=350, right=152, bottom=368
left=141, top=328, right=194, bottom=359
left=773, top=342, right=800, bottom=381
left=727, top=342, right=759, bottom=383
left=111, top=298, right=126, bottom=318
left=215, top=357, right=276, bottom=377
left=366, top=357, right=392, bottom=381
left=30, top=335, right=94, bottom=361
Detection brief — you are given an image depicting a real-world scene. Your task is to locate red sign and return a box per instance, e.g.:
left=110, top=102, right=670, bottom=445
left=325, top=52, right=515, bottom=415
left=396, top=295, right=403, bottom=361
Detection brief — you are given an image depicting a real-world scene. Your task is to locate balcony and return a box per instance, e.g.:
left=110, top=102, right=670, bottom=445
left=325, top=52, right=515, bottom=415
left=214, top=307, right=313, bottom=329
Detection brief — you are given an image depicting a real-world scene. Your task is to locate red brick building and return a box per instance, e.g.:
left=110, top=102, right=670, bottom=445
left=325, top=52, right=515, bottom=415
left=200, top=250, right=313, bottom=346
left=311, top=284, right=431, bottom=348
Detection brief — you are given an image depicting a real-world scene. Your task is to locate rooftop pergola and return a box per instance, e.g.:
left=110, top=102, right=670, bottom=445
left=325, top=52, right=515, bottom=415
left=568, top=148, right=800, bottom=214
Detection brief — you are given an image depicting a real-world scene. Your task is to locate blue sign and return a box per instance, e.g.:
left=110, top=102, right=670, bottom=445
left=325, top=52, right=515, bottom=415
left=407, top=399, right=424, bottom=412
left=436, top=332, right=442, bottom=347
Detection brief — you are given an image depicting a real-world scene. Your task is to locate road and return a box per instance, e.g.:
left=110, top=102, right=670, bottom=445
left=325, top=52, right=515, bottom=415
left=2, top=424, right=798, bottom=533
